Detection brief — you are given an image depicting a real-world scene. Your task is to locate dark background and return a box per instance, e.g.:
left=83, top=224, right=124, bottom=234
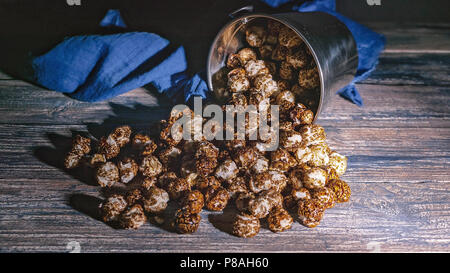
left=0, top=0, right=448, bottom=76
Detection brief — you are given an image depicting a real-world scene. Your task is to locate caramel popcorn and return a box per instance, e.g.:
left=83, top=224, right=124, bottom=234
left=64, top=152, right=83, bottom=169
left=308, top=143, right=330, bottom=167
left=245, top=59, right=269, bottom=79
left=275, top=90, right=296, bottom=106
left=71, top=135, right=91, bottom=155
left=229, top=92, right=248, bottom=107
left=271, top=44, right=290, bottom=61
left=140, top=155, right=163, bottom=178
left=289, top=103, right=313, bottom=126
left=253, top=74, right=278, bottom=98
left=276, top=80, right=291, bottom=92
left=280, top=130, right=303, bottom=149
left=249, top=171, right=273, bottom=193
left=265, top=190, right=284, bottom=209
left=195, top=156, right=218, bottom=177
left=160, top=120, right=182, bottom=146
left=258, top=44, right=274, bottom=59
left=327, top=179, right=351, bottom=203
left=278, top=26, right=303, bottom=48
left=328, top=151, right=348, bottom=176
left=111, top=125, right=131, bottom=148
left=99, top=194, right=127, bottom=222
left=195, top=141, right=219, bottom=159
left=279, top=61, right=294, bottom=80
left=303, top=167, right=327, bottom=189
left=227, top=53, right=241, bottom=69
left=120, top=204, right=147, bottom=229
left=226, top=176, right=249, bottom=198
left=86, top=153, right=106, bottom=168
left=288, top=168, right=304, bottom=189
left=251, top=156, right=269, bottom=174
left=248, top=192, right=273, bottom=218
left=118, top=157, right=138, bottom=184
left=98, top=135, right=120, bottom=160
left=300, top=124, right=326, bottom=146
left=181, top=190, right=204, bottom=214
left=140, top=176, right=157, bottom=190
left=311, top=187, right=336, bottom=209
left=233, top=213, right=260, bottom=238
left=195, top=176, right=221, bottom=192
left=297, top=199, right=324, bottom=228
left=95, top=162, right=119, bottom=187
left=245, top=25, right=267, bottom=47
left=166, top=178, right=191, bottom=200
left=291, top=187, right=311, bottom=201
left=143, top=186, right=169, bottom=214
left=325, top=166, right=339, bottom=181
left=268, top=171, right=288, bottom=192
left=204, top=186, right=230, bottom=211
left=286, top=49, right=309, bottom=69
left=125, top=188, right=144, bottom=206
left=158, top=146, right=182, bottom=168
left=248, top=92, right=268, bottom=112
left=175, top=208, right=201, bottom=234
left=229, top=75, right=250, bottom=93
left=270, top=148, right=296, bottom=172
left=298, top=68, right=320, bottom=89
left=233, top=147, right=259, bottom=168
left=267, top=207, right=293, bottom=232
left=158, top=171, right=178, bottom=189
left=237, top=48, right=257, bottom=65
left=214, top=158, right=239, bottom=182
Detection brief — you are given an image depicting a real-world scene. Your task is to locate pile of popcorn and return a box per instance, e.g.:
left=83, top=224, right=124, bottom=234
left=63, top=19, right=350, bottom=238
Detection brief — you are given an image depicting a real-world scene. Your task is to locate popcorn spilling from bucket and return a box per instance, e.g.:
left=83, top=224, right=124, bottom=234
left=64, top=19, right=351, bottom=237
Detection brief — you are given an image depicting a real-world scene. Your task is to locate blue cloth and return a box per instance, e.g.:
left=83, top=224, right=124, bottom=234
left=29, top=1, right=384, bottom=105
left=99, top=9, right=127, bottom=28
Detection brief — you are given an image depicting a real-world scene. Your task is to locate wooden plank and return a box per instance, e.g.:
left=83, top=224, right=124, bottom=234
left=0, top=124, right=447, bottom=184
left=0, top=71, right=13, bottom=80
left=0, top=83, right=448, bottom=128
left=0, top=182, right=448, bottom=252
left=0, top=86, right=171, bottom=126
left=362, top=53, right=450, bottom=87
left=317, top=84, right=450, bottom=128
left=366, top=23, right=450, bottom=53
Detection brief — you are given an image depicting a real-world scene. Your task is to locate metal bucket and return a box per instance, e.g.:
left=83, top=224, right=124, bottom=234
left=206, top=11, right=358, bottom=120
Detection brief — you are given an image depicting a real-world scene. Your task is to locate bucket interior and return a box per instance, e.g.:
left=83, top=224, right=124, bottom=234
left=208, top=15, right=322, bottom=116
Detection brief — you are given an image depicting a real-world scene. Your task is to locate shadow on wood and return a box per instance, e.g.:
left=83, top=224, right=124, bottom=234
left=33, top=131, right=98, bottom=186
left=33, top=101, right=169, bottom=187
left=208, top=205, right=237, bottom=236
left=68, top=193, right=121, bottom=229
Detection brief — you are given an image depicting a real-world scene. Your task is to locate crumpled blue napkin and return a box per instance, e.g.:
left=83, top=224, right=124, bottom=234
left=29, top=0, right=384, bottom=106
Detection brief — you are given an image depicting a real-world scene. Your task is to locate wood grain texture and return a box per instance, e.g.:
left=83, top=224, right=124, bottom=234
left=0, top=182, right=448, bottom=252
left=366, top=22, right=450, bottom=53
left=0, top=23, right=449, bottom=252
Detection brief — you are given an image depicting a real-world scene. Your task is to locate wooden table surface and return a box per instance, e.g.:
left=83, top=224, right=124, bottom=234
left=0, top=22, right=449, bottom=253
